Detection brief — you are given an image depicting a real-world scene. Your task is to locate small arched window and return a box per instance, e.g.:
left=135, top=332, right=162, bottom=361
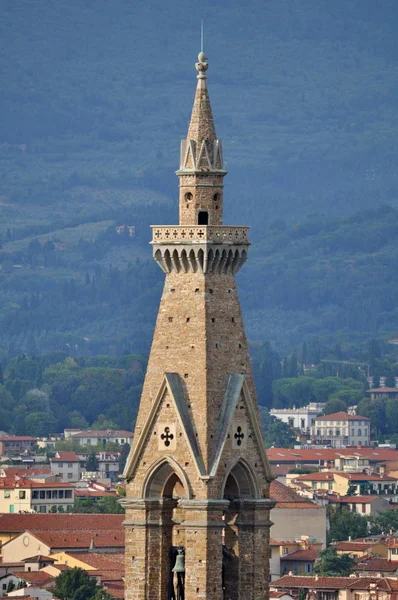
left=213, top=193, right=220, bottom=202
left=185, top=192, right=193, bottom=201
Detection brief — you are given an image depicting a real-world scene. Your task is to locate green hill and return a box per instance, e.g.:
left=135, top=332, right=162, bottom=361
left=1, top=0, right=398, bottom=358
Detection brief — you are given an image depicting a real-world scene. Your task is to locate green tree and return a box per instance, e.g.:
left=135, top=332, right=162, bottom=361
left=25, top=412, right=59, bottom=437
left=118, top=443, right=130, bottom=475
left=322, top=398, right=347, bottom=415
left=314, top=547, right=355, bottom=576
left=367, top=510, right=398, bottom=535
left=327, top=506, right=368, bottom=543
left=54, top=568, right=97, bottom=600
left=85, top=451, right=99, bottom=472
left=259, top=408, right=295, bottom=448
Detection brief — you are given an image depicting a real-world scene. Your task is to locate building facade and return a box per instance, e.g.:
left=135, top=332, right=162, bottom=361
left=122, top=51, right=274, bottom=600
left=270, top=403, right=326, bottom=434
left=0, top=437, right=37, bottom=457
left=311, top=412, right=370, bottom=447
left=0, top=478, right=74, bottom=513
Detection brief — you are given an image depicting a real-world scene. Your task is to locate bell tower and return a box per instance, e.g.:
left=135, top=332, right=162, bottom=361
left=123, top=50, right=275, bottom=600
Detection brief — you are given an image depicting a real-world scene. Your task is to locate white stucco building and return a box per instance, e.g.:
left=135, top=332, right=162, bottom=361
left=270, top=403, right=326, bottom=434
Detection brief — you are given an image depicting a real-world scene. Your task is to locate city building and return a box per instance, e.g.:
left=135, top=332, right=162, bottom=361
left=291, top=471, right=398, bottom=500
left=271, top=575, right=398, bottom=600
left=0, top=437, right=37, bottom=457
left=367, top=387, right=398, bottom=401
left=311, top=412, right=370, bottom=447
left=49, top=452, right=81, bottom=483
left=267, top=447, right=398, bottom=473
left=70, top=430, right=132, bottom=447
left=0, top=478, right=74, bottom=514
left=270, top=403, right=326, bottom=434
left=122, top=50, right=274, bottom=600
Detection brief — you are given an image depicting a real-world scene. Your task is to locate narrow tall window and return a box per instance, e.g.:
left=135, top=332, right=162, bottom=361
left=198, top=211, right=209, bottom=225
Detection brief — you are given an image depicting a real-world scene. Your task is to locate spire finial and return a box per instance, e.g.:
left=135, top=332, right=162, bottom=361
left=196, top=21, right=208, bottom=79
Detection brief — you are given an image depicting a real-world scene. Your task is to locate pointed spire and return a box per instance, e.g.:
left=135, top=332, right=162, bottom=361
left=186, top=51, right=217, bottom=148
left=179, top=51, right=224, bottom=172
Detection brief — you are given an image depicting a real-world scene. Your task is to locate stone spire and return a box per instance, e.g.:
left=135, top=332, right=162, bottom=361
left=179, top=51, right=224, bottom=174
left=186, top=52, right=216, bottom=146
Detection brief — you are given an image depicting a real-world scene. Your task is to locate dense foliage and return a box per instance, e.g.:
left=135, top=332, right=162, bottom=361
left=1, top=1, right=398, bottom=359
left=0, top=352, right=145, bottom=434
left=314, top=548, right=355, bottom=576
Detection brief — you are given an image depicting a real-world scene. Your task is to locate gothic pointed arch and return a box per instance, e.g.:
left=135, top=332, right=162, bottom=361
left=221, top=457, right=260, bottom=500
left=142, top=455, right=191, bottom=500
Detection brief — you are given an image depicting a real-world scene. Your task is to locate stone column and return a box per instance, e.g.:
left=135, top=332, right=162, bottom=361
left=122, top=498, right=176, bottom=600
left=237, top=499, right=274, bottom=600
left=180, top=499, right=230, bottom=600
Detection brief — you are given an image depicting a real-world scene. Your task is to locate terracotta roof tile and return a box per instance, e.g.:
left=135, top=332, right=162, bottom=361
left=355, top=558, right=398, bottom=572
left=281, top=549, right=318, bottom=561
left=66, top=552, right=124, bottom=571
left=267, top=448, right=398, bottom=463
left=315, top=412, right=369, bottom=422
left=0, top=513, right=124, bottom=532
left=23, top=529, right=124, bottom=549
left=17, top=571, right=55, bottom=586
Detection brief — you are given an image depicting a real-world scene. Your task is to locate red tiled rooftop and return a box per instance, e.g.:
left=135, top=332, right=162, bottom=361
left=272, top=575, right=359, bottom=589
left=66, top=552, right=124, bottom=571
left=281, top=549, right=318, bottom=561
left=267, top=447, right=398, bottom=463
left=0, top=436, right=37, bottom=441
left=315, top=412, right=369, bottom=422
left=0, top=478, right=74, bottom=489
left=296, top=472, right=336, bottom=481
left=270, top=480, right=320, bottom=508
left=103, top=581, right=124, bottom=598
left=333, top=541, right=381, bottom=551
left=273, top=575, right=398, bottom=591
left=17, top=571, right=55, bottom=586
left=51, top=452, right=79, bottom=462
left=2, top=468, right=52, bottom=478
left=356, top=558, right=398, bottom=572
left=0, top=513, right=124, bottom=532
left=330, top=495, right=382, bottom=503
left=18, top=528, right=124, bottom=549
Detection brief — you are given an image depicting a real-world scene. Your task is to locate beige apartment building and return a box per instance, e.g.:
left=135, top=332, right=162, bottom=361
left=311, top=412, right=370, bottom=447
left=0, top=478, right=74, bottom=513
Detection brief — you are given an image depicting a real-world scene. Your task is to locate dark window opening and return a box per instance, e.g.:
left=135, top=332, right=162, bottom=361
left=213, top=193, right=220, bottom=202
left=198, top=211, right=209, bottom=225
left=185, top=192, right=193, bottom=201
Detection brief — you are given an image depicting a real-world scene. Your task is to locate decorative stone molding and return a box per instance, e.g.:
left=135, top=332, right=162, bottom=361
left=153, top=244, right=248, bottom=274
left=152, top=225, right=249, bottom=244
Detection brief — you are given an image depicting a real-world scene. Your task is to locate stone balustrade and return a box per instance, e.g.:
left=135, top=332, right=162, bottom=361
left=151, top=225, right=249, bottom=245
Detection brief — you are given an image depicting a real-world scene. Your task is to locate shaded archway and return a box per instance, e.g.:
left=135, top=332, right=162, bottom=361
left=221, top=460, right=260, bottom=600
left=142, top=458, right=189, bottom=599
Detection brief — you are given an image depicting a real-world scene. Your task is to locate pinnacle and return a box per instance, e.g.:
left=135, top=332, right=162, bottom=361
left=186, top=52, right=217, bottom=148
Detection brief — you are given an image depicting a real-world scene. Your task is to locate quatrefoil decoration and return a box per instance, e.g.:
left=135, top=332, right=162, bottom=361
left=161, top=426, right=174, bottom=447
left=234, top=426, right=245, bottom=447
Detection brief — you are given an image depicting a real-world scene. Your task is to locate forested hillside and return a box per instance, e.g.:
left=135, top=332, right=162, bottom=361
left=1, top=0, right=398, bottom=359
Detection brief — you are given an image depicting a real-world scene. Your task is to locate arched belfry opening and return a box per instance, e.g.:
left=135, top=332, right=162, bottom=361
left=222, top=461, right=260, bottom=600
left=143, top=459, right=189, bottom=600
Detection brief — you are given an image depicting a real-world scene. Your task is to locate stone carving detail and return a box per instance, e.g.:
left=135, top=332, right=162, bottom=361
left=152, top=225, right=249, bottom=244
left=153, top=245, right=248, bottom=275
left=158, top=423, right=177, bottom=451
left=231, top=422, right=247, bottom=450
